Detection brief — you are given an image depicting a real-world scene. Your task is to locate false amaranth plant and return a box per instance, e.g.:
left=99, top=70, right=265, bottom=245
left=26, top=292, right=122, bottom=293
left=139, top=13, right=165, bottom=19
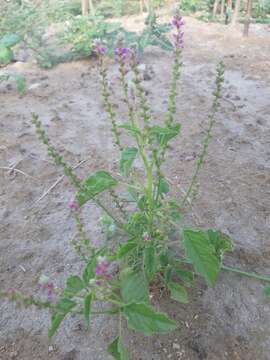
left=1, top=12, right=270, bottom=359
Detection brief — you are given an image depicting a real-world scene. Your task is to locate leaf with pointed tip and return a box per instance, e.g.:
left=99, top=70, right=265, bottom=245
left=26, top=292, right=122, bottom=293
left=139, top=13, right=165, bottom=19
left=168, top=282, right=189, bottom=304
left=48, top=298, right=76, bottom=338
left=84, top=293, right=93, bottom=327
left=107, top=337, right=129, bottom=360
left=64, top=276, right=85, bottom=297
left=120, top=269, right=149, bottom=304
left=122, top=303, right=177, bottom=336
left=183, top=229, right=220, bottom=287
left=173, top=267, right=194, bottom=286
left=158, top=177, right=170, bottom=196
left=77, top=171, right=118, bottom=206
left=149, top=124, right=180, bottom=146
left=207, top=230, right=234, bottom=260
left=144, top=245, right=158, bottom=281
left=83, top=257, right=98, bottom=285
left=120, top=147, right=138, bottom=177
left=117, top=240, right=137, bottom=259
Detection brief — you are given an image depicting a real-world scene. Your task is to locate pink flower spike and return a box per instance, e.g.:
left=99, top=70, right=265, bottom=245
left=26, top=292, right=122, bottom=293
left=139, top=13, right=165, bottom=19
left=93, top=39, right=108, bottom=56
left=68, top=200, right=80, bottom=211
left=95, top=256, right=110, bottom=276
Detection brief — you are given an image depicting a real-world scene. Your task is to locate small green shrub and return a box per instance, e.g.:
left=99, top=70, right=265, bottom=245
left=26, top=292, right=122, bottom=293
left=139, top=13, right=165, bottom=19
left=0, top=73, right=26, bottom=94
left=61, top=13, right=172, bottom=59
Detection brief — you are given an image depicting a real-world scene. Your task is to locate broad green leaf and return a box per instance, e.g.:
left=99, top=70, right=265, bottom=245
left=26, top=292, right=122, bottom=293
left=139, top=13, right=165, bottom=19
left=84, top=293, right=93, bottom=327
left=107, top=337, right=129, bottom=360
left=120, top=147, right=138, bottom=177
left=55, top=297, right=77, bottom=313
left=183, top=229, right=220, bottom=287
left=48, top=298, right=76, bottom=337
left=207, top=230, right=234, bottom=260
left=117, top=240, right=137, bottom=259
left=137, top=195, right=147, bottom=211
left=158, top=177, right=170, bottom=195
left=149, top=124, right=180, bottom=146
left=0, top=33, right=21, bottom=48
left=119, top=124, right=141, bottom=137
left=123, top=303, right=177, bottom=335
left=173, top=267, right=194, bottom=286
left=168, top=282, right=189, bottom=304
left=48, top=313, right=65, bottom=338
left=64, top=275, right=85, bottom=297
left=149, top=35, right=173, bottom=51
left=120, top=269, right=149, bottom=304
left=144, top=246, right=158, bottom=281
left=264, top=286, right=270, bottom=297
left=77, top=171, right=118, bottom=206
left=159, top=252, right=170, bottom=267
left=0, top=45, right=13, bottom=65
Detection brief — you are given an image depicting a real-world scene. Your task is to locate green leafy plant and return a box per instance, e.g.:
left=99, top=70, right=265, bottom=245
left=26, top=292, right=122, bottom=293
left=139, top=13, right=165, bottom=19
left=0, top=73, right=26, bottom=94
left=61, top=12, right=172, bottom=59
left=0, top=1, right=66, bottom=69
left=0, top=33, right=21, bottom=65
left=1, top=11, right=270, bottom=359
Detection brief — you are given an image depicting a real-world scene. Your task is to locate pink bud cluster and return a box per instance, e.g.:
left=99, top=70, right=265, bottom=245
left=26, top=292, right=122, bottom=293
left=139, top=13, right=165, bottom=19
left=93, top=39, right=108, bottom=56
left=38, top=275, right=55, bottom=301
left=68, top=200, right=80, bottom=211
left=95, top=256, right=113, bottom=282
left=172, top=13, right=185, bottom=49
left=115, top=47, right=133, bottom=65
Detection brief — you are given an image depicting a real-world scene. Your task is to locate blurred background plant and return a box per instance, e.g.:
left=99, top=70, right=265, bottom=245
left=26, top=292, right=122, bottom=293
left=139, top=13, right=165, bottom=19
left=0, top=0, right=269, bottom=71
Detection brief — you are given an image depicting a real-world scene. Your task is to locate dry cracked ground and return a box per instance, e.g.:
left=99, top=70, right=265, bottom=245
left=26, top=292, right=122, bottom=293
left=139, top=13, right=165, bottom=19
left=0, top=14, right=270, bottom=360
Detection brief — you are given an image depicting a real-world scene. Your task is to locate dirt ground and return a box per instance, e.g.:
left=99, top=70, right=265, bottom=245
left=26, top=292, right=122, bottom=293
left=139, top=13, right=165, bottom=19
left=0, top=14, right=270, bottom=360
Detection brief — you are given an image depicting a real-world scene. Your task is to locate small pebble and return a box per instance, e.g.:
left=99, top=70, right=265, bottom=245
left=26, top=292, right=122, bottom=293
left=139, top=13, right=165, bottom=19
left=173, top=343, right=181, bottom=350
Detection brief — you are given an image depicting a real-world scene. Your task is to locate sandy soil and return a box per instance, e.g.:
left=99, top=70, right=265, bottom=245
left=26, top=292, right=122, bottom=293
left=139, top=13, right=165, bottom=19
left=0, top=15, right=270, bottom=360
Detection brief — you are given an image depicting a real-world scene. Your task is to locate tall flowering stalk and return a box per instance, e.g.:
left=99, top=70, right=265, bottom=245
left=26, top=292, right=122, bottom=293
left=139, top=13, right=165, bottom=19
left=181, top=61, right=225, bottom=207
left=165, top=12, right=184, bottom=127
left=31, top=114, right=124, bottom=230
left=94, top=40, right=123, bottom=151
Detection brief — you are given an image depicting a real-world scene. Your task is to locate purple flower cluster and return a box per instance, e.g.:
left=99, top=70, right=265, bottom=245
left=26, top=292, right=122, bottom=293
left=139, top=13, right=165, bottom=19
left=143, top=232, right=151, bottom=241
left=68, top=200, right=80, bottom=211
left=95, top=256, right=112, bottom=281
left=93, top=39, right=108, bottom=56
left=172, top=13, right=185, bottom=29
left=172, top=13, right=185, bottom=49
left=115, top=47, right=133, bottom=64
left=38, top=275, right=55, bottom=301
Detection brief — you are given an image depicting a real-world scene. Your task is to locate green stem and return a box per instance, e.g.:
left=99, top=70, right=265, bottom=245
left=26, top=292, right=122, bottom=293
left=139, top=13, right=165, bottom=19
left=118, top=57, right=154, bottom=233
left=221, top=265, right=270, bottom=283
left=119, top=312, right=122, bottom=338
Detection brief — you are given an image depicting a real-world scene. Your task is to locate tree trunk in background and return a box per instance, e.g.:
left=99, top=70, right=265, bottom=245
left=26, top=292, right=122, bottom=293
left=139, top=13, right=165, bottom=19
left=231, top=0, right=241, bottom=26
left=243, top=0, right=252, bottom=36
left=140, top=0, right=144, bottom=14
left=221, top=0, right=225, bottom=17
left=213, top=0, right=220, bottom=16
left=89, top=0, right=95, bottom=17
left=146, top=0, right=153, bottom=16
left=82, top=0, right=89, bottom=16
